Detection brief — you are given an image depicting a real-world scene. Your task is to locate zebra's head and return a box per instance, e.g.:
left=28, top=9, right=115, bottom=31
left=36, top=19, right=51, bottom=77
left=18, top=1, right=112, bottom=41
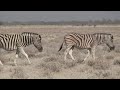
left=33, top=34, right=43, bottom=52
left=104, top=34, right=115, bottom=51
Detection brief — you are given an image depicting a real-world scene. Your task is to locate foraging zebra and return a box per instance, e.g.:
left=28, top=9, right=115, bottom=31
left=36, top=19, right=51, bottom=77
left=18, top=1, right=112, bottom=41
left=0, top=32, right=43, bottom=66
left=58, top=33, right=115, bottom=61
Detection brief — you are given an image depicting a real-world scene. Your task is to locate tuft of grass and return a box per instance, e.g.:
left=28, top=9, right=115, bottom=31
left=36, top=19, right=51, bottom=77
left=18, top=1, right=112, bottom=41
left=64, top=61, right=76, bottom=69
left=102, top=72, right=110, bottom=78
left=105, top=56, right=114, bottom=60
left=115, top=50, right=120, bottom=53
left=87, top=60, right=95, bottom=67
left=92, top=60, right=110, bottom=70
left=113, top=59, right=120, bottom=65
left=42, top=71, right=53, bottom=79
left=102, top=46, right=109, bottom=52
left=37, top=62, right=62, bottom=73
left=77, top=59, right=84, bottom=64
left=10, top=67, right=28, bottom=79
left=0, top=66, right=4, bottom=72
left=29, top=54, right=36, bottom=58
left=115, top=45, right=120, bottom=53
left=0, top=56, right=10, bottom=64
left=94, top=70, right=111, bottom=79
left=44, top=57, right=57, bottom=62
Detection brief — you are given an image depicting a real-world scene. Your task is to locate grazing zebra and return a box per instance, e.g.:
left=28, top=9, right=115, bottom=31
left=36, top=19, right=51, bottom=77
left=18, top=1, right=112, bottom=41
left=58, top=33, right=115, bottom=61
left=0, top=32, right=43, bottom=66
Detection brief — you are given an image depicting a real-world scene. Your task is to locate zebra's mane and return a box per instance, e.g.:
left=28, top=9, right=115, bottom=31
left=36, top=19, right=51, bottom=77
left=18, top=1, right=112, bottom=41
left=93, top=33, right=112, bottom=35
left=68, top=33, right=93, bottom=35
left=21, top=32, right=39, bottom=35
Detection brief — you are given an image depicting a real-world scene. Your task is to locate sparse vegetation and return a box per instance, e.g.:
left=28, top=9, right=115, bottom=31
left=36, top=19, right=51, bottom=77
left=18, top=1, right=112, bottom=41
left=114, top=59, right=120, bottom=65
left=37, top=61, right=62, bottom=73
left=10, top=67, right=28, bottom=79
left=106, top=56, right=114, bottom=60
left=64, top=61, right=77, bottom=69
left=0, top=66, right=4, bottom=72
left=87, top=60, right=95, bottom=67
left=92, top=60, right=110, bottom=70
left=115, top=45, right=120, bottom=53
left=0, top=25, right=119, bottom=79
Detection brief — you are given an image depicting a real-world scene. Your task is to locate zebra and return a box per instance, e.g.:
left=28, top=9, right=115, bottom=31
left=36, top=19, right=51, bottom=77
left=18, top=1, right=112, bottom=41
left=58, top=33, right=115, bottom=61
left=0, top=32, right=43, bottom=66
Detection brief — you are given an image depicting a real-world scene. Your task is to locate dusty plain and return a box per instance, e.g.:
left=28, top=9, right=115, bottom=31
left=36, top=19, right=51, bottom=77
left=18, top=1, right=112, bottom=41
left=0, top=25, right=120, bottom=79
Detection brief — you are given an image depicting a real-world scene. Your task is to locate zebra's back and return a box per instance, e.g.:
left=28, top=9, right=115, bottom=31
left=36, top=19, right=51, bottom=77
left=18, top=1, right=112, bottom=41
left=0, top=34, right=21, bottom=50
left=64, top=33, right=94, bottom=48
left=0, top=33, right=34, bottom=51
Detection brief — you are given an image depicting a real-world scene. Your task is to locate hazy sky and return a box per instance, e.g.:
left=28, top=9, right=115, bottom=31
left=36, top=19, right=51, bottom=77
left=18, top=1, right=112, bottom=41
left=0, top=11, right=120, bottom=22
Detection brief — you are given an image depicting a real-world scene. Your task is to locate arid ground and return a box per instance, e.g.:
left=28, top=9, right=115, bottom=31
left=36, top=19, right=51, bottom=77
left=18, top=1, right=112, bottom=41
left=0, top=25, right=120, bottom=79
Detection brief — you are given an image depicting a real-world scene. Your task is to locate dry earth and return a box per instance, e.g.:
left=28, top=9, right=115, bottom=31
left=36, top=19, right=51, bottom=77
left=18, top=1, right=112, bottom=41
left=0, top=25, right=120, bottom=79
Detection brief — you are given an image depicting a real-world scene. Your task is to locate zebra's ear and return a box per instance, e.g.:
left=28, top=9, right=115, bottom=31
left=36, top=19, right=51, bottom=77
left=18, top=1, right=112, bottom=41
left=39, top=35, right=41, bottom=38
left=111, top=35, right=113, bottom=39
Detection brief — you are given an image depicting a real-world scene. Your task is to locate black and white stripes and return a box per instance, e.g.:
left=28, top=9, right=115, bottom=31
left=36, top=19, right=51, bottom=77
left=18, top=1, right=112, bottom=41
left=58, top=33, right=115, bottom=61
left=0, top=32, right=115, bottom=66
left=0, top=32, right=43, bottom=66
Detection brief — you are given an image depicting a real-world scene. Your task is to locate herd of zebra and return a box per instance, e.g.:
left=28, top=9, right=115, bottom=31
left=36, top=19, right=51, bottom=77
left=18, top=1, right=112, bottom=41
left=0, top=32, right=115, bottom=66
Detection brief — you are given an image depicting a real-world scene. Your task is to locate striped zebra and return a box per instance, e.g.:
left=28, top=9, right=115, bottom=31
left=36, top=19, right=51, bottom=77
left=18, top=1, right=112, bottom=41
left=58, top=33, right=115, bottom=61
left=0, top=32, right=43, bottom=66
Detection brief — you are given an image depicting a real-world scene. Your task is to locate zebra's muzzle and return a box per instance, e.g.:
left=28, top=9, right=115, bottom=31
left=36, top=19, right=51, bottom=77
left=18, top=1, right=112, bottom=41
left=108, top=46, right=115, bottom=52
left=110, top=46, right=115, bottom=51
left=38, top=47, right=43, bottom=52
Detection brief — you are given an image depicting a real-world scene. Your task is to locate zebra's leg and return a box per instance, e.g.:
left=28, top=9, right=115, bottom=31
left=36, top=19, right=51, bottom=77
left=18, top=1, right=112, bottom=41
left=14, top=48, right=20, bottom=66
left=64, top=47, right=71, bottom=61
left=19, top=47, right=31, bottom=65
left=64, top=49, right=68, bottom=61
left=84, top=49, right=91, bottom=61
left=69, top=49, right=75, bottom=60
left=92, top=46, right=96, bottom=60
left=0, top=60, right=3, bottom=66
left=14, top=54, right=18, bottom=66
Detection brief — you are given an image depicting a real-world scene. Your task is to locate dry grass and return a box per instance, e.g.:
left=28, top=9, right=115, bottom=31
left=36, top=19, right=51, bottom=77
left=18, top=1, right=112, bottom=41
left=0, top=25, right=120, bottom=79
left=113, top=59, right=120, bottom=65
left=87, top=60, right=96, bottom=67
left=10, top=67, right=28, bottom=79
left=0, top=66, right=4, bottom=72
left=93, top=60, right=110, bottom=70
left=105, top=56, right=114, bottom=60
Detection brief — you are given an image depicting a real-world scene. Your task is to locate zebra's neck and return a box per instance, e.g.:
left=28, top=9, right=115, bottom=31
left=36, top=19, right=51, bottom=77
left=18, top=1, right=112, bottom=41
left=93, top=33, right=109, bottom=45
left=21, top=34, right=34, bottom=46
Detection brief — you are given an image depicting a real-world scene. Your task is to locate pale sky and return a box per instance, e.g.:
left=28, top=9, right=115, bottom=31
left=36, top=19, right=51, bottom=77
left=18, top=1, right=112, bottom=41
left=0, top=11, right=120, bottom=22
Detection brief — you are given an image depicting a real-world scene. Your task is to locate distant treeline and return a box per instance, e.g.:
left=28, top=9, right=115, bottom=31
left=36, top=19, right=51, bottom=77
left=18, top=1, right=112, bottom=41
left=0, top=19, right=120, bottom=26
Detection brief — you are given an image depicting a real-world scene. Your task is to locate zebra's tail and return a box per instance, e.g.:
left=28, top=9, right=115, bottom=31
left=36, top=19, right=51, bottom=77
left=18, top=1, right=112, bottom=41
left=58, top=40, right=64, bottom=52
